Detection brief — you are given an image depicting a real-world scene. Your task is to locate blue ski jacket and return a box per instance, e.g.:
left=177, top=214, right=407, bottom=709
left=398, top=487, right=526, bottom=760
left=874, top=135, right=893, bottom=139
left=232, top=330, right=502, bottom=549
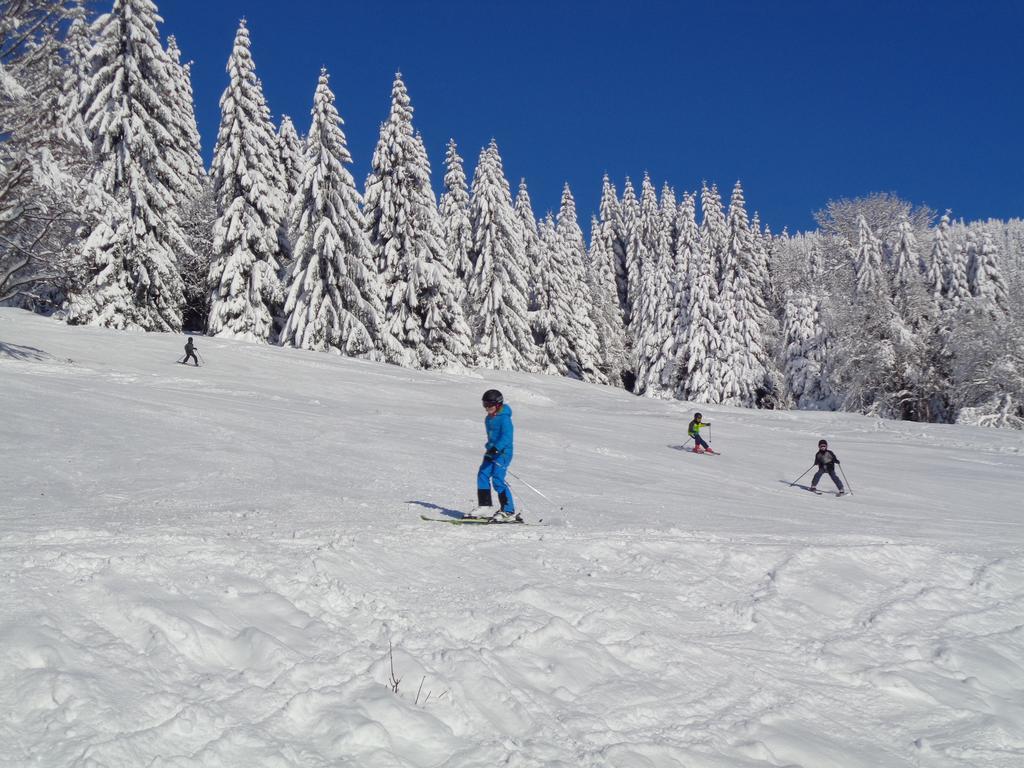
left=484, top=404, right=514, bottom=460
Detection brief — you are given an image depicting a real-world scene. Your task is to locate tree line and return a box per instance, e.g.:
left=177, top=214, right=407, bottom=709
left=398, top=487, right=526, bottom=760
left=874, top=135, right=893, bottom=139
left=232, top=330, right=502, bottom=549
left=2, top=0, right=1021, bottom=426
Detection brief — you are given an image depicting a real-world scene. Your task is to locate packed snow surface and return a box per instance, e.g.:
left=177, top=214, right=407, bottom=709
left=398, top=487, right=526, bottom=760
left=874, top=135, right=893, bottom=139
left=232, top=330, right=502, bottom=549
left=1, top=307, right=1023, bottom=767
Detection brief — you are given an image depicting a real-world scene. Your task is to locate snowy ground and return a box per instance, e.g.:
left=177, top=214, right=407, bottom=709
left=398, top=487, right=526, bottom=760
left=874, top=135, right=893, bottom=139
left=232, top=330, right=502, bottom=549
left=1, top=307, right=1023, bottom=768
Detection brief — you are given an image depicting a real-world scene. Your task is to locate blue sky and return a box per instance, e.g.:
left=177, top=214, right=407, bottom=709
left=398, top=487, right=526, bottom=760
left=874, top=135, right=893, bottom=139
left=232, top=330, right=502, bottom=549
left=157, top=0, right=1024, bottom=233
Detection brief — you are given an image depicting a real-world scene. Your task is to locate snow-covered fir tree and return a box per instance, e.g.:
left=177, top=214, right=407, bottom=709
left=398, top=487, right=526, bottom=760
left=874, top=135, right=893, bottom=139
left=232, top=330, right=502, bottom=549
left=468, top=140, right=536, bottom=370
left=967, top=232, right=1010, bottom=316
left=700, top=183, right=728, bottom=286
left=513, top=178, right=542, bottom=312
left=945, top=217, right=972, bottom=309
left=589, top=197, right=629, bottom=386
left=275, top=114, right=305, bottom=271
left=531, top=212, right=569, bottom=375
left=70, top=0, right=190, bottom=331
left=677, top=204, right=724, bottom=403
left=59, top=1, right=92, bottom=140
left=277, top=116, right=306, bottom=202
left=439, top=140, right=474, bottom=303
left=597, top=175, right=628, bottom=319
left=749, top=213, right=768, bottom=283
left=924, top=211, right=951, bottom=308
left=853, top=214, right=886, bottom=297
left=364, top=74, right=470, bottom=367
left=412, top=131, right=474, bottom=367
left=716, top=181, right=770, bottom=406
left=890, top=216, right=920, bottom=299
left=165, top=35, right=205, bottom=200
left=279, top=68, right=385, bottom=357
left=781, top=291, right=831, bottom=408
left=551, top=184, right=605, bottom=382
left=206, top=19, right=285, bottom=342
left=618, top=177, right=641, bottom=326
left=665, top=192, right=699, bottom=390
left=633, top=176, right=676, bottom=396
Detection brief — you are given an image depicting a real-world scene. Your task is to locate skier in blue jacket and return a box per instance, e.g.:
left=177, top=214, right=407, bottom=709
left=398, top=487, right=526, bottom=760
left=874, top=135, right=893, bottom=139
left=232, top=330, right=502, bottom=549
left=475, top=389, right=520, bottom=522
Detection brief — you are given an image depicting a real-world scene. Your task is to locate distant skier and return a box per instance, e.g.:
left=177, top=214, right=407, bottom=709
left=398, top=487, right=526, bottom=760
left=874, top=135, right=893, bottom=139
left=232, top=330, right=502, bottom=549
left=810, top=439, right=845, bottom=495
left=687, top=412, right=714, bottom=454
left=475, top=389, right=521, bottom=522
left=182, top=337, right=199, bottom=366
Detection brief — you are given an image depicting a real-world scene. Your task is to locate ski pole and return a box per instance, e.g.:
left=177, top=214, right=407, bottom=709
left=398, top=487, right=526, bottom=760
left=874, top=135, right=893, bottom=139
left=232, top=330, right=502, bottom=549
left=507, top=469, right=564, bottom=512
left=838, top=464, right=854, bottom=494
left=197, top=351, right=205, bottom=366
left=789, top=465, right=815, bottom=487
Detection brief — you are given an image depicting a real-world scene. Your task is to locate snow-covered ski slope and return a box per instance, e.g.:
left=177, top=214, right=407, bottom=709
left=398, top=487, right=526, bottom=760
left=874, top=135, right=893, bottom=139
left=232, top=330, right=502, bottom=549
left=2, top=307, right=1022, bottom=768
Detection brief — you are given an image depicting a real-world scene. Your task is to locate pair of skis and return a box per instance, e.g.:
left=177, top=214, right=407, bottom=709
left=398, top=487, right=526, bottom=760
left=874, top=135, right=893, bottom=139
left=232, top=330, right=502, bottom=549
left=419, top=513, right=542, bottom=526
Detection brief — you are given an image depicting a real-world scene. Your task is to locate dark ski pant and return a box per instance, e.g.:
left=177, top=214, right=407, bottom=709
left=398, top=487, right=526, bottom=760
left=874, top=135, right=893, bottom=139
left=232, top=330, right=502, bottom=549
left=812, top=468, right=844, bottom=491
left=477, top=456, right=515, bottom=512
left=691, top=433, right=709, bottom=450
left=184, top=351, right=199, bottom=366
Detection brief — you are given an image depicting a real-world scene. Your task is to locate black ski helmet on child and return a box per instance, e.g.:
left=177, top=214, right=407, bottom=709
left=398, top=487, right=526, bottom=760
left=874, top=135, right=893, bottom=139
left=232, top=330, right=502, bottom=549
left=482, top=389, right=504, bottom=406
left=694, top=412, right=702, bottom=420
left=818, top=439, right=828, bottom=448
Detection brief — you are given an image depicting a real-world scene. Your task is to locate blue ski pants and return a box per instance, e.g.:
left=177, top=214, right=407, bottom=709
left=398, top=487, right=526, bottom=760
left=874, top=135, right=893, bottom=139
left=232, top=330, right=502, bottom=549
left=478, top=456, right=515, bottom=512
left=692, top=433, right=709, bottom=450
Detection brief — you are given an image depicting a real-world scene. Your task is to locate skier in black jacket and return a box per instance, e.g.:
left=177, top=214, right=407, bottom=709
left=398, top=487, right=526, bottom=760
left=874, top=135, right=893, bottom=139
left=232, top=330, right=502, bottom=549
left=182, top=337, right=199, bottom=366
left=811, top=439, right=845, bottom=494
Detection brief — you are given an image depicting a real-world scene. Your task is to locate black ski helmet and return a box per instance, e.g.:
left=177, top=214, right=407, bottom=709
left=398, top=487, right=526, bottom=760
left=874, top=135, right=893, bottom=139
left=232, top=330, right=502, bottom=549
left=694, top=412, right=702, bottom=420
left=818, top=439, right=828, bottom=447
left=482, top=389, right=504, bottom=406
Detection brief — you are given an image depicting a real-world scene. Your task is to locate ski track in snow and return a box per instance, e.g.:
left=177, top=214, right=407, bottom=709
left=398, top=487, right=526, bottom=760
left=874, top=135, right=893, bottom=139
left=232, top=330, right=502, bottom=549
left=1, top=308, right=1023, bottom=767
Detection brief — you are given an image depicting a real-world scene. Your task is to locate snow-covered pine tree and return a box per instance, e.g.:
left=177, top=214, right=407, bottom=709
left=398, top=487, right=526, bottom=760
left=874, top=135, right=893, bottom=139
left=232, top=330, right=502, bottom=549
left=633, top=177, right=676, bottom=396
left=924, top=211, right=951, bottom=308
left=364, top=74, right=471, bottom=367
left=661, top=183, right=679, bottom=260
left=277, top=116, right=305, bottom=201
left=468, top=140, right=536, bottom=370
left=890, top=216, right=920, bottom=299
left=514, top=178, right=542, bottom=312
left=439, top=140, right=474, bottom=301
left=968, top=232, right=1010, bottom=316
left=71, top=0, right=190, bottom=331
left=279, top=68, right=385, bottom=357
left=412, top=131, right=474, bottom=368
left=531, top=212, right=568, bottom=375
left=588, top=206, right=628, bottom=387
left=275, top=114, right=305, bottom=271
left=597, top=175, right=627, bottom=319
left=781, top=291, right=831, bottom=409
left=750, top=211, right=774, bottom=313
left=165, top=35, right=205, bottom=200
left=59, top=1, right=92, bottom=140
left=206, top=19, right=285, bottom=342
left=618, top=176, right=641, bottom=326
left=945, top=217, right=972, bottom=309
left=677, top=214, right=724, bottom=403
left=853, top=214, right=886, bottom=297
left=717, top=181, right=769, bottom=406
left=665, top=192, right=699, bottom=391
left=807, top=238, right=825, bottom=280
left=553, top=183, right=605, bottom=382
left=700, top=182, right=728, bottom=287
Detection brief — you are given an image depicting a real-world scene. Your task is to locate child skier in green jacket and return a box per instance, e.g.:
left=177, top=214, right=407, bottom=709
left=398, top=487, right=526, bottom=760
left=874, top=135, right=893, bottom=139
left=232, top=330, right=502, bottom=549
left=688, top=413, right=715, bottom=454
